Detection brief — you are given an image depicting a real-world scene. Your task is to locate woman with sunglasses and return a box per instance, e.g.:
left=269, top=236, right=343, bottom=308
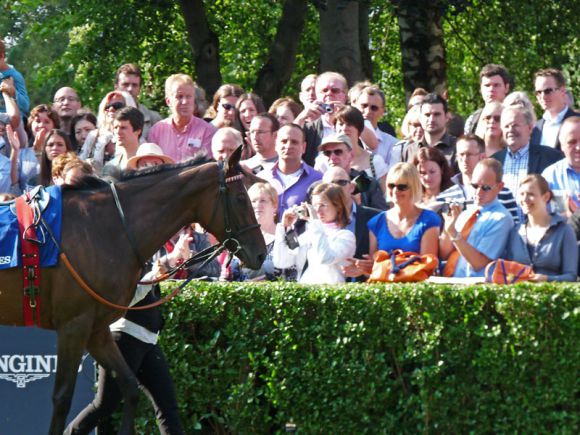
left=474, top=102, right=506, bottom=156
left=78, top=90, right=136, bottom=173
left=206, top=84, right=244, bottom=128
left=504, top=174, right=577, bottom=282
left=353, top=163, right=440, bottom=275
left=273, top=182, right=356, bottom=284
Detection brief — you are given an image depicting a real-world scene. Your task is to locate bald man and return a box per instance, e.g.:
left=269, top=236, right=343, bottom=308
left=53, top=87, right=81, bottom=135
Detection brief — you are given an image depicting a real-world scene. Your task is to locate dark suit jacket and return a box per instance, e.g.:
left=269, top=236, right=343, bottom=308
left=303, top=119, right=324, bottom=167
left=354, top=204, right=381, bottom=259
left=492, top=144, right=564, bottom=175
left=530, top=108, right=579, bottom=150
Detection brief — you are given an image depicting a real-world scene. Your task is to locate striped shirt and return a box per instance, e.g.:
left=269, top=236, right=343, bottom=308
left=502, top=144, right=530, bottom=200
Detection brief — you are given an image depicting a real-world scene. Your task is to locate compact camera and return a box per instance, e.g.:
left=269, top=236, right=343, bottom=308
left=438, top=199, right=474, bottom=214
left=319, top=103, right=334, bottom=113
left=294, top=205, right=309, bottom=219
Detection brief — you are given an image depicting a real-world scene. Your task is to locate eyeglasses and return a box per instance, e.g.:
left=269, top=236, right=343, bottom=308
left=387, top=183, right=410, bottom=191
left=331, top=179, right=350, bottom=187
left=54, top=96, right=80, bottom=104
left=535, top=87, right=560, bottom=96
left=319, top=87, right=344, bottom=95
left=470, top=183, right=496, bottom=192
left=322, top=149, right=345, bottom=157
left=221, top=103, right=235, bottom=111
left=482, top=114, right=501, bottom=122
left=105, top=102, right=125, bottom=111
left=359, top=103, right=381, bottom=112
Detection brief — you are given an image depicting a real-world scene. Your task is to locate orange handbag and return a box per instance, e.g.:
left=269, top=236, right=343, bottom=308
left=367, top=249, right=439, bottom=283
left=484, top=259, right=533, bottom=284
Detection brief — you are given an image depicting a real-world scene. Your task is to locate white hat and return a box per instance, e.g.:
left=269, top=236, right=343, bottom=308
left=126, top=143, right=174, bottom=169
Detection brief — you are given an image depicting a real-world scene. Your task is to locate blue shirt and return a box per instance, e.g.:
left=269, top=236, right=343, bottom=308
left=542, top=158, right=580, bottom=208
left=257, top=162, right=322, bottom=218
left=0, top=153, right=11, bottom=193
left=503, top=144, right=530, bottom=199
left=453, top=199, right=514, bottom=278
left=368, top=208, right=440, bottom=253
left=0, top=66, right=30, bottom=116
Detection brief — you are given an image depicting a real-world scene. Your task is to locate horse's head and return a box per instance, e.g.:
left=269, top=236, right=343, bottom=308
left=208, top=146, right=266, bottom=270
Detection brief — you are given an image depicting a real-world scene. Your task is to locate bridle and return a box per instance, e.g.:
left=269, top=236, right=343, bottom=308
left=59, top=160, right=259, bottom=311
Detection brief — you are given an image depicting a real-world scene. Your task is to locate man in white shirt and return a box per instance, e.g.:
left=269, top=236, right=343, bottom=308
left=531, top=68, right=579, bottom=150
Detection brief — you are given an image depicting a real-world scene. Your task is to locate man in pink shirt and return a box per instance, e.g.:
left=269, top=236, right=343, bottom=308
left=148, top=73, right=215, bottom=162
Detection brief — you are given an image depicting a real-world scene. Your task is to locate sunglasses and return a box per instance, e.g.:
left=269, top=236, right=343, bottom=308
left=387, top=183, right=409, bottom=191
left=360, top=103, right=381, bottom=112
left=221, top=103, right=235, bottom=111
left=332, top=179, right=350, bottom=187
left=534, top=87, right=559, bottom=96
left=322, top=149, right=345, bottom=157
left=470, top=183, right=496, bottom=192
left=105, top=102, right=125, bottom=111
left=482, top=114, right=501, bottom=122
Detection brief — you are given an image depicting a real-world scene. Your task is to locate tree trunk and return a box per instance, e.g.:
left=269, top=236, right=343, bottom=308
left=358, top=0, right=373, bottom=81
left=178, top=0, right=222, bottom=98
left=394, top=0, right=447, bottom=100
left=319, top=0, right=365, bottom=86
left=254, top=0, right=309, bottom=107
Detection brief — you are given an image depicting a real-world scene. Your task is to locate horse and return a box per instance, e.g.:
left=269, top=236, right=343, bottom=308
left=0, top=147, right=266, bottom=434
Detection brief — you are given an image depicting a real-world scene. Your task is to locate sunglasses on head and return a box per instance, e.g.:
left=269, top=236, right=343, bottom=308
left=387, top=183, right=409, bottom=191
left=534, top=87, right=559, bottom=96
left=106, top=102, right=125, bottom=111
left=221, top=103, right=235, bottom=110
left=470, top=183, right=495, bottom=192
left=332, top=179, right=350, bottom=187
left=322, top=149, right=345, bottom=157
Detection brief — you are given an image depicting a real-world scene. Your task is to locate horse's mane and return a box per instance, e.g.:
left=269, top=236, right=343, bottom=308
left=61, top=176, right=110, bottom=191
left=118, top=153, right=214, bottom=181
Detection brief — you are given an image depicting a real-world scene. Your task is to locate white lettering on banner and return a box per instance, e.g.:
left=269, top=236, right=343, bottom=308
left=0, top=354, right=86, bottom=388
left=0, top=256, right=11, bottom=265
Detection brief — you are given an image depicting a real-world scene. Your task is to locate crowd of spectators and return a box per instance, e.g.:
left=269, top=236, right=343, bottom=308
left=2, top=36, right=579, bottom=434
left=1, top=36, right=579, bottom=286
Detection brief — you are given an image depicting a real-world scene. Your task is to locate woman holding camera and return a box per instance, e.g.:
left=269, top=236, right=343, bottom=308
left=272, top=182, right=356, bottom=284
left=504, top=174, right=577, bottom=282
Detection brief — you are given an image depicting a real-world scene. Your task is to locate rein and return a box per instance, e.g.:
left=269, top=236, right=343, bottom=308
left=59, top=161, right=259, bottom=311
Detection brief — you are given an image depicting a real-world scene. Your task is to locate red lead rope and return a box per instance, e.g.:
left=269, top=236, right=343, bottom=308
left=15, top=196, right=42, bottom=327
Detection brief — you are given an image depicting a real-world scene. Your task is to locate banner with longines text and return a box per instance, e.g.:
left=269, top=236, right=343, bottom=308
left=0, top=326, right=95, bottom=435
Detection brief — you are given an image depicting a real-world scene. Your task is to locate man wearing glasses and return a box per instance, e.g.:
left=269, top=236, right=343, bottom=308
left=440, top=159, right=513, bottom=278
left=437, top=134, right=520, bottom=224
left=53, top=87, right=81, bottom=136
left=531, top=68, right=579, bottom=150
left=351, top=85, right=398, bottom=169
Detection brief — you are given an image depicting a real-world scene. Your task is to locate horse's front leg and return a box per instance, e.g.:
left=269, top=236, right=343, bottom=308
left=49, top=319, right=93, bottom=435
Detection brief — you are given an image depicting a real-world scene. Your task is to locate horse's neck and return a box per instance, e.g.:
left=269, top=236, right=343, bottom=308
left=121, top=164, right=218, bottom=261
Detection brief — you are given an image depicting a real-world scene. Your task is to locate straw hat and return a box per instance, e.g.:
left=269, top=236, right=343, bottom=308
left=126, top=143, right=175, bottom=169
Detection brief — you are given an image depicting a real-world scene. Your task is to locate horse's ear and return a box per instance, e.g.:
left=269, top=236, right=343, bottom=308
left=226, top=145, right=243, bottom=173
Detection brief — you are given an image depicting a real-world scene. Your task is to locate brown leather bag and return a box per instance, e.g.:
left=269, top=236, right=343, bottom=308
left=367, top=249, right=439, bottom=283
left=484, top=259, right=533, bottom=284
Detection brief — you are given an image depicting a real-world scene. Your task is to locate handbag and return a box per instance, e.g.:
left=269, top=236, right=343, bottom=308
left=367, top=249, right=439, bottom=283
left=484, top=259, right=533, bottom=284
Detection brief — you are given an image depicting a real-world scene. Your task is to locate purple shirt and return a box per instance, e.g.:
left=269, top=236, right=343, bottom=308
left=148, top=116, right=216, bottom=162
left=257, top=162, right=322, bottom=218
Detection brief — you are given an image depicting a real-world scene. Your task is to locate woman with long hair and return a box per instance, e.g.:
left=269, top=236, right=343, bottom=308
left=413, top=147, right=453, bottom=207
left=205, top=84, right=244, bottom=128
left=268, top=97, right=302, bottom=127
left=235, top=92, right=265, bottom=159
left=39, top=129, right=75, bottom=186
left=505, top=174, right=577, bottom=282
left=273, top=182, right=356, bottom=284
left=70, top=112, right=97, bottom=152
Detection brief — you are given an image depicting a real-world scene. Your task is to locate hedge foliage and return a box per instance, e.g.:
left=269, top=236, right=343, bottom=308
left=134, top=282, right=579, bottom=434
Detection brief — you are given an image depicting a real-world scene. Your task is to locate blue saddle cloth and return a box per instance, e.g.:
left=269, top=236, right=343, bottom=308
left=0, top=185, right=62, bottom=269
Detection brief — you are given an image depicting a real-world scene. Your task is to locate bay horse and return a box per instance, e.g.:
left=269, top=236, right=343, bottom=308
left=0, top=147, right=266, bottom=434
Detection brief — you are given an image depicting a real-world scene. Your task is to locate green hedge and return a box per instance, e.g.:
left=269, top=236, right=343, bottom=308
left=135, top=282, right=579, bottom=434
